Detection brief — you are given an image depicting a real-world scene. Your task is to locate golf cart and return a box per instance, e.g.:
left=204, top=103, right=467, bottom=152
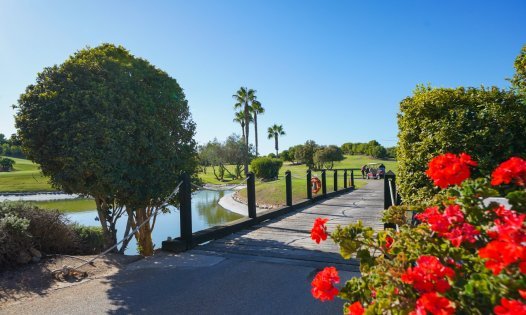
left=366, top=163, right=386, bottom=180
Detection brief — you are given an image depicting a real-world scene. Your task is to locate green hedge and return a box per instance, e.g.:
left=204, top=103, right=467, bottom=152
left=250, top=157, right=283, bottom=179
left=397, top=86, right=526, bottom=203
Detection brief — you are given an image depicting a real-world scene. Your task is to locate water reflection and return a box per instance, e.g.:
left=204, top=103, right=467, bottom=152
left=35, top=190, right=242, bottom=255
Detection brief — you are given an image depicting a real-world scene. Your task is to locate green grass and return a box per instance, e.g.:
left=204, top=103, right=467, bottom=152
left=0, top=156, right=55, bottom=192
left=231, top=155, right=397, bottom=206
left=32, top=198, right=97, bottom=212
left=198, top=165, right=246, bottom=185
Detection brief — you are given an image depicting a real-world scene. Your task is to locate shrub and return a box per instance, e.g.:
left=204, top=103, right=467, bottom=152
left=71, top=224, right=104, bottom=254
left=250, top=157, right=283, bottom=179
left=0, top=202, right=103, bottom=268
left=398, top=85, right=526, bottom=203
left=308, top=154, right=526, bottom=314
left=0, top=214, right=32, bottom=267
left=0, top=157, right=15, bottom=171
left=9, top=202, right=78, bottom=253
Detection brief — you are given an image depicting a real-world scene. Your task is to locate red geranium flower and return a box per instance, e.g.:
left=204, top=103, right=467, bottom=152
left=416, top=205, right=479, bottom=247
left=426, top=153, right=477, bottom=188
left=401, top=255, right=455, bottom=293
left=519, top=289, right=526, bottom=300
left=478, top=240, right=524, bottom=275
left=491, top=157, right=526, bottom=187
left=479, top=207, right=526, bottom=274
left=494, top=298, right=526, bottom=315
left=311, top=267, right=340, bottom=301
left=410, top=292, right=456, bottom=315
left=311, top=218, right=329, bottom=244
left=348, top=301, right=365, bottom=315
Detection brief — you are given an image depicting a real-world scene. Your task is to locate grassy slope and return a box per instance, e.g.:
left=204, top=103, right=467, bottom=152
left=0, top=156, right=55, bottom=192
left=235, top=155, right=397, bottom=206
left=32, top=199, right=97, bottom=212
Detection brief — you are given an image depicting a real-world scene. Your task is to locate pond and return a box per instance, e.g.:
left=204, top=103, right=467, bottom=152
left=0, top=190, right=243, bottom=255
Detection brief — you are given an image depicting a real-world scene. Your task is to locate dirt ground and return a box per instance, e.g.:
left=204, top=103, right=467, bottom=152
left=0, top=253, right=141, bottom=308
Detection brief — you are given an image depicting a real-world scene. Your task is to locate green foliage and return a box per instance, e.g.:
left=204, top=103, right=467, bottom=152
left=71, top=224, right=104, bottom=254
left=250, top=157, right=283, bottom=179
left=511, top=44, right=526, bottom=96
left=279, top=149, right=291, bottom=162
left=0, top=157, right=15, bottom=171
left=397, top=85, right=526, bottom=203
left=313, top=145, right=344, bottom=170
left=15, top=44, right=197, bottom=252
left=341, top=140, right=388, bottom=159
left=294, top=140, right=319, bottom=169
left=198, top=134, right=250, bottom=181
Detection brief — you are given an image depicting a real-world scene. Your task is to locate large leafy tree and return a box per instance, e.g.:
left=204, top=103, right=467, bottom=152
left=233, top=87, right=257, bottom=175
left=251, top=100, right=265, bottom=156
left=267, top=124, right=285, bottom=156
left=15, top=44, right=197, bottom=256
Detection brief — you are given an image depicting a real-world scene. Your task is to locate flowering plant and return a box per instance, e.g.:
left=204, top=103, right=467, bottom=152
left=310, top=154, right=526, bottom=314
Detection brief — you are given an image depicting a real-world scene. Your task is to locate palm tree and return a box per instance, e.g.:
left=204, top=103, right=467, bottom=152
left=233, top=87, right=257, bottom=175
left=233, top=111, right=252, bottom=141
left=251, top=100, right=265, bottom=156
left=267, top=124, right=286, bottom=157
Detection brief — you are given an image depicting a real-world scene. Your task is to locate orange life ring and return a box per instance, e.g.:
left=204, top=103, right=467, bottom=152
left=311, top=177, right=322, bottom=194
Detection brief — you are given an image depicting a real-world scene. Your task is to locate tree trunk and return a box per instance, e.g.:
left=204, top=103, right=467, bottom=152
left=275, top=134, right=279, bottom=156
left=241, top=123, right=245, bottom=144
left=244, top=105, right=250, bottom=175
left=254, top=114, right=259, bottom=156
left=133, top=207, right=154, bottom=256
left=94, top=197, right=118, bottom=251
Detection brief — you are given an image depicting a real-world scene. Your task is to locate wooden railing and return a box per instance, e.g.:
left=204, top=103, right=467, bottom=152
left=162, top=168, right=360, bottom=252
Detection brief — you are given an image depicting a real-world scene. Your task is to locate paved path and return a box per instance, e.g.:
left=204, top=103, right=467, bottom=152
left=0, top=181, right=384, bottom=315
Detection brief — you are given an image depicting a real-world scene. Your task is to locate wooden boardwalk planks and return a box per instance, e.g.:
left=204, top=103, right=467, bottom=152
left=193, top=180, right=385, bottom=272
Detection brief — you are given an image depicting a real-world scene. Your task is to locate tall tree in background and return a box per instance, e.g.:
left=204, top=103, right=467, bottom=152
left=251, top=100, right=265, bottom=156
left=267, top=124, right=285, bottom=156
left=233, top=87, right=257, bottom=175
left=233, top=111, right=248, bottom=141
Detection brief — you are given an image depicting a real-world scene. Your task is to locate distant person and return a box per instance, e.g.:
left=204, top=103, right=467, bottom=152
left=361, top=165, right=366, bottom=179
left=379, top=163, right=386, bottom=171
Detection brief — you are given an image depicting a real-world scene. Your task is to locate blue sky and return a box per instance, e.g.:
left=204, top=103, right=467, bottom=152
left=1, top=1, right=525, bottom=155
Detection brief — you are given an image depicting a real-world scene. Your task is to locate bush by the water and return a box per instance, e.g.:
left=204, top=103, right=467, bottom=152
left=0, top=202, right=103, bottom=268
left=71, top=224, right=105, bottom=255
left=397, top=85, right=526, bottom=203
left=250, top=157, right=283, bottom=179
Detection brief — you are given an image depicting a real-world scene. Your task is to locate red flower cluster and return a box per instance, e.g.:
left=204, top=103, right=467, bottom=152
left=491, top=157, right=526, bottom=187
left=348, top=301, right=365, bottom=315
left=311, top=267, right=340, bottom=301
left=311, top=218, right=329, bottom=244
left=425, top=153, right=477, bottom=188
left=494, top=298, right=526, bottom=315
left=401, top=255, right=455, bottom=293
left=415, top=205, right=479, bottom=247
left=478, top=206, right=526, bottom=275
left=409, top=292, right=456, bottom=315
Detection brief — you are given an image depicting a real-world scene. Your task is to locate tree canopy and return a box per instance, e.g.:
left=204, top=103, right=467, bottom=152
left=15, top=44, right=197, bottom=255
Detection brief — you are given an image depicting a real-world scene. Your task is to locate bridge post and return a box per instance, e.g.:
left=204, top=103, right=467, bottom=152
left=247, top=172, right=257, bottom=218
left=351, top=170, right=355, bottom=188
left=306, top=170, right=312, bottom=200
left=285, top=170, right=292, bottom=206
left=384, top=171, right=396, bottom=209
left=343, top=170, right=348, bottom=189
left=333, top=170, right=338, bottom=191
left=321, top=170, right=327, bottom=196
left=179, top=172, right=192, bottom=248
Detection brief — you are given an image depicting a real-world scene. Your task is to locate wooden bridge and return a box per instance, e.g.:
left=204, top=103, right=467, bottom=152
left=168, top=179, right=385, bottom=272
